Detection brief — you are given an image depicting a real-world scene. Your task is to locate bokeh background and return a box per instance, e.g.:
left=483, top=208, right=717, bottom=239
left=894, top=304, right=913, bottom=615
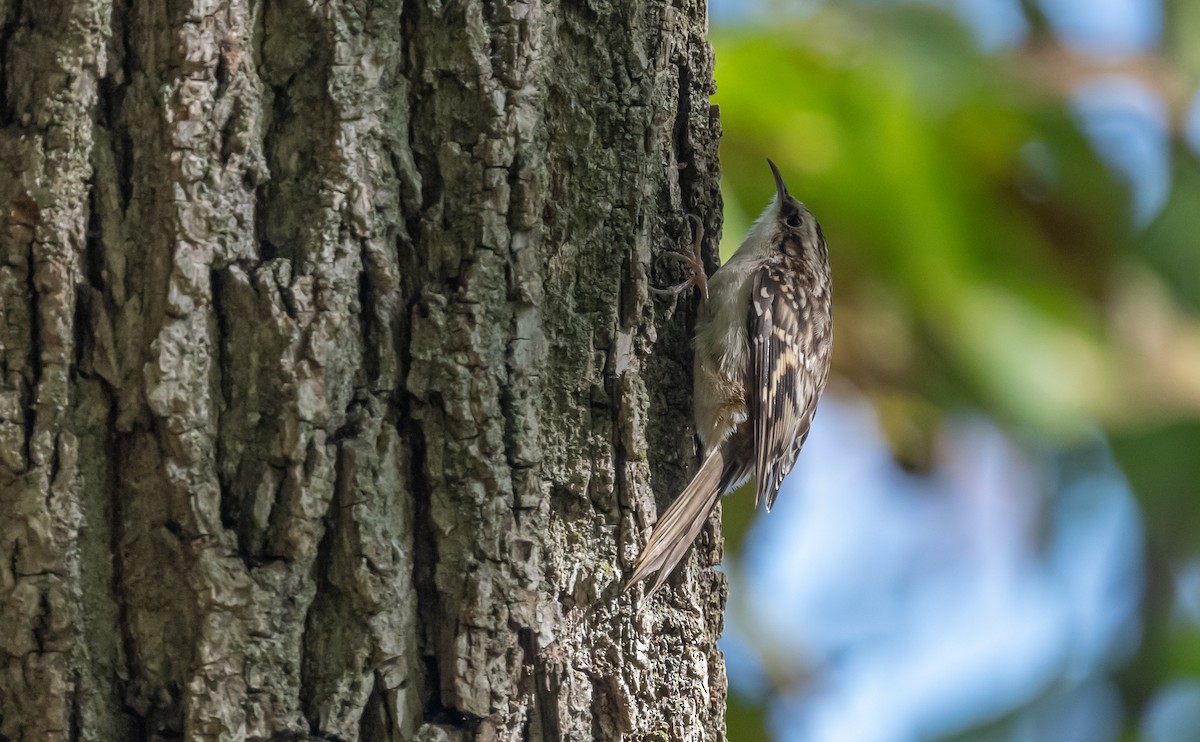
left=708, top=1, right=1200, bottom=740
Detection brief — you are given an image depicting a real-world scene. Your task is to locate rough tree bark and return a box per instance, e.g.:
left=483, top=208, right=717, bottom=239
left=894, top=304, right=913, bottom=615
left=0, top=0, right=724, bottom=739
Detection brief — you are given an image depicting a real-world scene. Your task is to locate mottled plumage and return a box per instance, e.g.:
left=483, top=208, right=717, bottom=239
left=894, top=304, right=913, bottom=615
left=628, top=160, right=833, bottom=597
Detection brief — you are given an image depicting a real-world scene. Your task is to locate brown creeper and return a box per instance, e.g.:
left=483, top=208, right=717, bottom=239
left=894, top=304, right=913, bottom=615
left=628, top=160, right=833, bottom=596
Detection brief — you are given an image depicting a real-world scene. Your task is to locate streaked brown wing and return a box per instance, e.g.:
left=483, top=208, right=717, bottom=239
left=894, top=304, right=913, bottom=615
left=750, top=262, right=822, bottom=510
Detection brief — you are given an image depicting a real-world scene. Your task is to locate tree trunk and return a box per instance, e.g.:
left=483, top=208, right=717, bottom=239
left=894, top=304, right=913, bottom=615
left=0, top=0, right=724, bottom=739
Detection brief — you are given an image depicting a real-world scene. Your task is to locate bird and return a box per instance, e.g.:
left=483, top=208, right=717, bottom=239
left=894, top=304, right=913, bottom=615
left=627, top=159, right=833, bottom=597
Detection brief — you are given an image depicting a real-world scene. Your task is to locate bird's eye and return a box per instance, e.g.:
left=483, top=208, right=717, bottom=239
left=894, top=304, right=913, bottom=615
left=786, top=214, right=802, bottom=229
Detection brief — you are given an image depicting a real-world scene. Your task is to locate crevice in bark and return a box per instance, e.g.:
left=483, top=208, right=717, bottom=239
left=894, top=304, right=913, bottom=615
left=357, top=671, right=392, bottom=741
left=217, top=91, right=237, bottom=168
left=83, top=187, right=105, bottom=292
left=103, top=0, right=134, bottom=211
left=415, top=153, right=442, bottom=217
left=22, top=235, right=40, bottom=467
left=674, top=62, right=696, bottom=204
left=612, top=415, right=631, bottom=517
left=108, top=434, right=142, bottom=729
left=407, top=419, right=447, bottom=725
left=73, top=351, right=133, bottom=737
left=521, top=626, right=561, bottom=742
left=299, top=483, right=337, bottom=734
left=69, top=668, right=83, bottom=740
left=259, top=81, right=298, bottom=265
left=254, top=82, right=278, bottom=264
left=32, top=592, right=49, bottom=651
left=75, top=204, right=101, bottom=385
left=95, top=83, right=131, bottom=214
left=209, top=268, right=238, bottom=535
left=81, top=125, right=140, bottom=734
left=357, top=262, right=381, bottom=387
left=499, top=265, right=526, bottom=476
left=257, top=0, right=338, bottom=268
left=0, top=0, right=18, bottom=127
left=209, top=268, right=233, bottom=405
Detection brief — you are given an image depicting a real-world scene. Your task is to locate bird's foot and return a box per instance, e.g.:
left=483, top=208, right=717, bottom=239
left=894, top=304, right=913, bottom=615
left=652, top=214, right=709, bottom=301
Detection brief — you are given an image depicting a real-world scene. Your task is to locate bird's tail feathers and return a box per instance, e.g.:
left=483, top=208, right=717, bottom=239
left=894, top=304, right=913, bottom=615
left=625, top=445, right=744, bottom=598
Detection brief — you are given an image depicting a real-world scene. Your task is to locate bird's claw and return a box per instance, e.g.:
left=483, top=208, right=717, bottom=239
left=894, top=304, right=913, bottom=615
left=653, top=214, right=709, bottom=301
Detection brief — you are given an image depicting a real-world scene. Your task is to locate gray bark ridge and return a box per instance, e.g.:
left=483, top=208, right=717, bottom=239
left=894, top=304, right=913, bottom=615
left=0, top=0, right=725, bottom=739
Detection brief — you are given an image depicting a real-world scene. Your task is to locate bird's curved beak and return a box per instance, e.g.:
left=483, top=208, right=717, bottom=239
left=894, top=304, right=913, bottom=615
left=767, top=158, right=789, bottom=206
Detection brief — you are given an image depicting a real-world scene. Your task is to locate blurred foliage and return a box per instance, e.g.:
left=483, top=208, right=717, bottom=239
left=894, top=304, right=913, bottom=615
left=711, top=1, right=1200, bottom=739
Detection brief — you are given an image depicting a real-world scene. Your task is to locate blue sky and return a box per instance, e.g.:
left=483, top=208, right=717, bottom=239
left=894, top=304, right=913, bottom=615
left=721, top=395, right=1143, bottom=741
